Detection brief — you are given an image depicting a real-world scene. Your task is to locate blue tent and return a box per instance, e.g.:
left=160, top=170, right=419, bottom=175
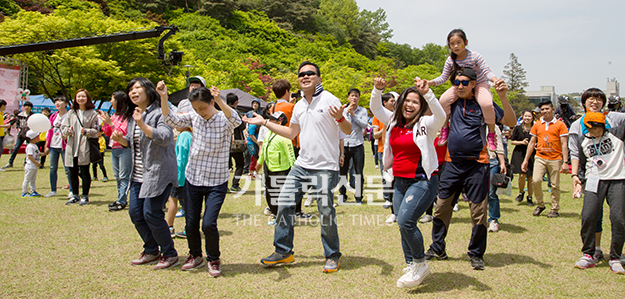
left=28, top=95, right=56, bottom=113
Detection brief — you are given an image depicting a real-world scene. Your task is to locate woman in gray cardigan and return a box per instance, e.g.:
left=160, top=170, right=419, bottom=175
left=111, top=77, right=179, bottom=270
left=62, top=89, right=100, bottom=205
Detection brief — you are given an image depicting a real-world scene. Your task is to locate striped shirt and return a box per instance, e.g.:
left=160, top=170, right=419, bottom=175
left=431, top=49, right=496, bottom=86
left=163, top=108, right=242, bottom=187
left=132, top=125, right=144, bottom=183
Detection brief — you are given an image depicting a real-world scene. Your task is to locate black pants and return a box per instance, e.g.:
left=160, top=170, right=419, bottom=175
left=92, top=151, right=107, bottom=178
left=185, top=181, right=228, bottom=261
left=339, top=144, right=365, bottom=202
left=230, top=151, right=245, bottom=188
left=68, top=157, right=91, bottom=196
left=36, top=141, right=46, bottom=166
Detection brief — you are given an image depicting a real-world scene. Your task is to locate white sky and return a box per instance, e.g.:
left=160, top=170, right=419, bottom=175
left=356, top=0, right=624, bottom=95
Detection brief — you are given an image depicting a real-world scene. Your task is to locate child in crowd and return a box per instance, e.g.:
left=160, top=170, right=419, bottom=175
left=247, top=122, right=260, bottom=179
left=428, top=29, right=505, bottom=151
left=37, top=107, right=51, bottom=169
left=22, top=130, right=42, bottom=197
left=166, top=127, right=192, bottom=238
left=91, top=130, right=108, bottom=181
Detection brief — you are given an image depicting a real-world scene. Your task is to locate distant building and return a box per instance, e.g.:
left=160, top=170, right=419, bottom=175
left=526, top=86, right=556, bottom=107
left=607, top=78, right=620, bottom=97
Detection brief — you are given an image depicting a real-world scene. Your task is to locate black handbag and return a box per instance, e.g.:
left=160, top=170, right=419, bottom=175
left=491, top=172, right=510, bottom=188
left=74, top=110, right=102, bottom=163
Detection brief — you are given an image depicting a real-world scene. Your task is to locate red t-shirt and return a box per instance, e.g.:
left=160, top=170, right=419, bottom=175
left=389, top=125, right=423, bottom=178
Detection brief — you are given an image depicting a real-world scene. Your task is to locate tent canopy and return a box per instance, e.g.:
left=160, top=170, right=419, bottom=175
left=24, top=95, right=114, bottom=113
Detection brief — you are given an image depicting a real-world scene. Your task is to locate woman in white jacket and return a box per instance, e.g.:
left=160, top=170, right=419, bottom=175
left=370, top=77, right=445, bottom=289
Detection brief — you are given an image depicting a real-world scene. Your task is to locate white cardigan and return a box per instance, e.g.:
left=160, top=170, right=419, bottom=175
left=369, top=87, right=446, bottom=179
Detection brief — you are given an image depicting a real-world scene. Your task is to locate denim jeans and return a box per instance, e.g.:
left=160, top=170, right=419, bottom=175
left=274, top=165, right=341, bottom=259
left=49, top=147, right=70, bottom=192
left=184, top=181, right=228, bottom=261
left=111, top=148, right=132, bottom=205
left=128, top=181, right=177, bottom=257
left=377, top=152, right=392, bottom=202
left=393, top=175, right=439, bottom=264
left=7, top=137, right=25, bottom=165
left=488, top=158, right=500, bottom=223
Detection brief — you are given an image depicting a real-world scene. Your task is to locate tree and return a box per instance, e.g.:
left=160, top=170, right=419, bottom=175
left=502, top=53, right=528, bottom=93
left=260, top=0, right=319, bottom=32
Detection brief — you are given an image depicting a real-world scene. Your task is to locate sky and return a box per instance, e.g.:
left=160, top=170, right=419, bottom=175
left=355, top=0, right=624, bottom=95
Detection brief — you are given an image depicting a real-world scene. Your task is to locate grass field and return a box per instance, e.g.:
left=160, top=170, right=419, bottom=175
left=0, top=146, right=623, bottom=298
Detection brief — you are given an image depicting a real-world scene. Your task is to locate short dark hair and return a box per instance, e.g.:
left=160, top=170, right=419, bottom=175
left=381, top=93, right=393, bottom=105
left=53, top=96, right=68, bottom=103
left=23, top=101, right=33, bottom=108
left=298, top=61, right=321, bottom=77
left=42, top=107, right=51, bottom=113
left=188, top=87, right=214, bottom=104
left=581, top=87, right=607, bottom=110
left=0, top=99, right=7, bottom=107
left=226, top=93, right=239, bottom=106
left=348, top=88, right=360, bottom=97
left=71, top=89, right=95, bottom=110
left=272, top=79, right=291, bottom=99
left=538, top=100, right=553, bottom=109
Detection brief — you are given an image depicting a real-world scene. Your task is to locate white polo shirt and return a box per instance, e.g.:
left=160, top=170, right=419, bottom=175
left=291, top=88, right=346, bottom=171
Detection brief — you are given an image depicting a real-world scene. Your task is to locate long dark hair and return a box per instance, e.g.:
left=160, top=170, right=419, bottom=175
left=71, top=89, right=95, bottom=110
left=112, top=90, right=134, bottom=121
left=126, top=77, right=160, bottom=108
left=520, top=108, right=535, bottom=126
left=391, top=87, right=429, bottom=128
left=447, top=29, right=467, bottom=81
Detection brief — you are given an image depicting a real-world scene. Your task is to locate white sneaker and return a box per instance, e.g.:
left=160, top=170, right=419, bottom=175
left=44, top=191, right=58, bottom=198
left=304, top=197, right=314, bottom=207
left=383, top=200, right=392, bottom=209
left=488, top=221, right=499, bottom=232
left=419, top=214, right=433, bottom=223
left=375, top=165, right=379, bottom=169
left=453, top=203, right=459, bottom=212
left=386, top=214, right=396, bottom=224
left=263, top=207, right=274, bottom=216
left=67, top=192, right=74, bottom=199
left=397, top=261, right=430, bottom=288
left=610, top=259, right=625, bottom=274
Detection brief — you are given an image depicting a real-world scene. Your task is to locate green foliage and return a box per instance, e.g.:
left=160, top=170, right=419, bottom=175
left=380, top=42, right=447, bottom=71
left=0, top=0, right=22, bottom=16
left=503, top=53, right=529, bottom=93
left=259, top=0, right=319, bottom=32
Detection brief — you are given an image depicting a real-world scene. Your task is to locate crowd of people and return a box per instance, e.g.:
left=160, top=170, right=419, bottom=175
left=2, top=28, right=625, bottom=288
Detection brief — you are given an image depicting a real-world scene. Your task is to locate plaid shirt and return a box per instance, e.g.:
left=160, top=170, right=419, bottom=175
left=164, top=108, right=241, bottom=187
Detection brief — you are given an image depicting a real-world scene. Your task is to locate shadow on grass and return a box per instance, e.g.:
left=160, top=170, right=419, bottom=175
left=498, top=222, right=528, bottom=234
left=410, top=271, right=491, bottom=293
left=486, top=252, right=552, bottom=269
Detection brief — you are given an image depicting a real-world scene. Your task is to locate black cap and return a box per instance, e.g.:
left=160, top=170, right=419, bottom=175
left=456, top=68, right=477, bottom=81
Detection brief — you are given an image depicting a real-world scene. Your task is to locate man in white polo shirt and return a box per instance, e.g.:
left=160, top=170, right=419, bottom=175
left=243, top=61, right=352, bottom=273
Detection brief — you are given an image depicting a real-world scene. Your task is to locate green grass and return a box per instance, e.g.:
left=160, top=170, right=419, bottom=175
left=0, top=147, right=622, bottom=298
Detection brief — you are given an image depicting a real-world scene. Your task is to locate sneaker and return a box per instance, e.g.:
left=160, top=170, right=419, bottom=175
left=515, top=192, right=525, bottom=203
left=2, top=163, right=13, bottom=169
left=65, top=196, right=79, bottom=205
left=375, top=165, right=379, bottom=169
left=154, top=256, right=180, bottom=270
left=386, top=214, right=396, bottom=224
left=175, top=209, right=185, bottom=218
left=593, top=249, right=605, bottom=263
left=21, top=192, right=29, bottom=197
left=296, top=212, right=312, bottom=219
left=323, top=257, right=340, bottom=273
left=92, top=177, right=98, bottom=181
left=208, top=260, right=222, bottom=277
left=383, top=200, right=392, bottom=209
left=109, top=202, right=126, bottom=211
left=438, top=127, right=449, bottom=146
left=609, top=259, right=625, bottom=274
left=397, top=261, right=430, bottom=288
left=547, top=211, right=559, bottom=218
left=488, top=221, right=499, bottom=232
left=487, top=132, right=497, bottom=151
left=102, top=177, right=108, bottom=182
left=470, top=255, right=485, bottom=270
left=526, top=196, right=534, bottom=206
left=67, top=192, right=74, bottom=199
left=419, top=214, right=433, bottom=223
left=230, top=186, right=241, bottom=192
left=0, top=168, right=4, bottom=171
left=175, top=230, right=187, bottom=238
left=263, top=207, right=273, bottom=216
left=131, top=251, right=161, bottom=266
left=574, top=254, right=596, bottom=269
left=304, top=197, right=314, bottom=207
left=453, top=203, right=459, bottom=212
left=78, top=195, right=89, bottom=206
left=424, top=248, right=448, bottom=260
left=533, top=206, right=546, bottom=216
left=63, top=184, right=70, bottom=190
left=261, top=252, right=294, bottom=266
left=44, top=191, right=58, bottom=198
left=181, top=255, right=206, bottom=271
left=28, top=191, right=42, bottom=197
left=267, top=216, right=276, bottom=226
left=169, top=227, right=175, bottom=238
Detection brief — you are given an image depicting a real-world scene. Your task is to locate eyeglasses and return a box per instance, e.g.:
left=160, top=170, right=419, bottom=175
left=452, top=80, right=471, bottom=86
left=298, top=71, right=317, bottom=78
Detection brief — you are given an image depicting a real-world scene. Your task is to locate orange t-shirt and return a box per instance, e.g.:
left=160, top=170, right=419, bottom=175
left=530, top=118, right=569, bottom=160
left=273, top=101, right=299, bottom=147
left=371, top=117, right=385, bottom=153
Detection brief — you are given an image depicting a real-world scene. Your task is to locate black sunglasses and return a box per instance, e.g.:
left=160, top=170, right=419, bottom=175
left=452, top=80, right=471, bottom=86
left=298, top=70, right=317, bottom=78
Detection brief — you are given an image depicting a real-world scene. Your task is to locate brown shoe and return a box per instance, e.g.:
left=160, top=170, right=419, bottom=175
left=208, top=259, right=222, bottom=277
left=547, top=211, right=559, bottom=218
left=533, top=206, right=546, bottom=216
left=181, top=255, right=206, bottom=271
left=154, top=256, right=180, bottom=270
left=131, top=251, right=161, bottom=266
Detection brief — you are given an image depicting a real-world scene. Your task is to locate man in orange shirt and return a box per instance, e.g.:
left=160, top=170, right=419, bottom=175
left=522, top=100, right=569, bottom=218
left=271, top=79, right=300, bottom=156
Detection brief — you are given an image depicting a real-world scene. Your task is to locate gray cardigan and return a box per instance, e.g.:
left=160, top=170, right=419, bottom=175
left=62, top=109, right=100, bottom=167
left=125, top=102, right=178, bottom=198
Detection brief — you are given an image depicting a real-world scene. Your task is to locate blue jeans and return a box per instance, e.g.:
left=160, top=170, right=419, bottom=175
left=7, top=137, right=24, bottom=165
left=128, top=181, right=177, bottom=257
left=488, top=158, right=500, bottom=223
left=111, top=148, right=132, bottom=205
left=48, top=147, right=70, bottom=192
left=184, top=181, right=228, bottom=261
left=274, top=165, right=341, bottom=259
left=393, top=175, right=439, bottom=264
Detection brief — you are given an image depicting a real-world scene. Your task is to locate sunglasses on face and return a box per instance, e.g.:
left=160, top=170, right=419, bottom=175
left=452, top=80, right=471, bottom=86
left=298, top=70, right=317, bottom=78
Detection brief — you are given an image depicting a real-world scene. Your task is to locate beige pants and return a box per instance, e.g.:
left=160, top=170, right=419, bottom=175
left=532, top=157, right=562, bottom=212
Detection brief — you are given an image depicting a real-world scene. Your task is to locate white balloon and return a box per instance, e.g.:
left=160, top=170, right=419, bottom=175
left=27, top=113, right=51, bottom=132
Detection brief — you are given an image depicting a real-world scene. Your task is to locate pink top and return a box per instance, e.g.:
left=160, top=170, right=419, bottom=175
left=102, top=114, right=128, bottom=149
left=431, top=49, right=495, bottom=86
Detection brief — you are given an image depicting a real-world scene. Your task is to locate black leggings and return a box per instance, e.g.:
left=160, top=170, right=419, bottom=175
left=69, top=157, right=91, bottom=196
left=92, top=151, right=107, bottom=178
